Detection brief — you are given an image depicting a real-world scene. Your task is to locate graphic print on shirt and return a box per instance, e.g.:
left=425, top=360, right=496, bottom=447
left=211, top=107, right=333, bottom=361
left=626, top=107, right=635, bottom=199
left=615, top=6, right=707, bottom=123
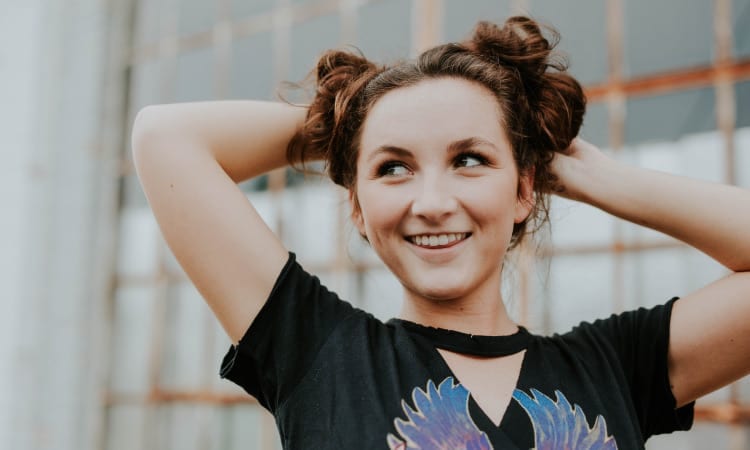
left=386, top=377, right=492, bottom=450
left=512, top=389, right=618, bottom=450
left=387, top=377, right=618, bottom=450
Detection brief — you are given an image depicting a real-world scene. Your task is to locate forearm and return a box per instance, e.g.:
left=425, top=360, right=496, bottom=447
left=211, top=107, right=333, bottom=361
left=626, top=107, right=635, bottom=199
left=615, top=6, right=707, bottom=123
left=132, top=100, right=307, bottom=182
left=572, top=156, right=750, bottom=272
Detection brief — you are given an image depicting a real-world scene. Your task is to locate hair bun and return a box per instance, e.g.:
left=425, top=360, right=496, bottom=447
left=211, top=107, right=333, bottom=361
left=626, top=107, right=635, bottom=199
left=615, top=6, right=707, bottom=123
left=287, top=49, right=380, bottom=186
left=316, top=50, right=376, bottom=89
left=466, top=17, right=584, bottom=152
left=469, top=17, right=558, bottom=76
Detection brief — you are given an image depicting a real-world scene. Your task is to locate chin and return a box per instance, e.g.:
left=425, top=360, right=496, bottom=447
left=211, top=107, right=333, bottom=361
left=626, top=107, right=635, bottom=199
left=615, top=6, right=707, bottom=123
left=406, top=279, right=469, bottom=303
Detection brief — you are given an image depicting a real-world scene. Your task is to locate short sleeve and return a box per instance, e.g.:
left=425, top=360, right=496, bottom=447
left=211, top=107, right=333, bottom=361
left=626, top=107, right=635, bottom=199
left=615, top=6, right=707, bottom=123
left=219, top=252, right=359, bottom=412
left=566, top=298, right=694, bottom=440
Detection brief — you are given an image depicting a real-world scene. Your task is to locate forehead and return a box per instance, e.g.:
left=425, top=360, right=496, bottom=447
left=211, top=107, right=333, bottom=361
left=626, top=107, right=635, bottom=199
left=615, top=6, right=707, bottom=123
left=359, top=77, right=508, bottom=155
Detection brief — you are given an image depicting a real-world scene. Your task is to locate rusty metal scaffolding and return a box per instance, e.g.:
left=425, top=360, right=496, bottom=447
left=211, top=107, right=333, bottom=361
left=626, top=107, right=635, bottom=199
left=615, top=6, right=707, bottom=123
left=108, top=0, right=750, bottom=448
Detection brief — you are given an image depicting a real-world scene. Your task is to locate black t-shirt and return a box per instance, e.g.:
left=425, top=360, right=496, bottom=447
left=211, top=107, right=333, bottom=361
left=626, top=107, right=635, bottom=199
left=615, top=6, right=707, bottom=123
left=220, top=253, right=694, bottom=449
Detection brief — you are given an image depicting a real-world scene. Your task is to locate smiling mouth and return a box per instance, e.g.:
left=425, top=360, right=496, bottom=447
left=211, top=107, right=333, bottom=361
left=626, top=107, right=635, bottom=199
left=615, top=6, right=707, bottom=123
left=406, top=232, right=471, bottom=248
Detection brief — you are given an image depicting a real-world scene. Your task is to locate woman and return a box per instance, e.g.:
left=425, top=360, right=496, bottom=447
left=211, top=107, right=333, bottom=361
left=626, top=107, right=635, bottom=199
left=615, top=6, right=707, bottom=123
left=132, top=17, right=750, bottom=449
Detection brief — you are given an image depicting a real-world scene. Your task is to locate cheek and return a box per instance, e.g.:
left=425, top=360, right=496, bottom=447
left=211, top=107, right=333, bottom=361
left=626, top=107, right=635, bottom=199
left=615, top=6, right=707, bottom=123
left=463, top=178, right=519, bottom=225
left=356, top=184, right=409, bottom=239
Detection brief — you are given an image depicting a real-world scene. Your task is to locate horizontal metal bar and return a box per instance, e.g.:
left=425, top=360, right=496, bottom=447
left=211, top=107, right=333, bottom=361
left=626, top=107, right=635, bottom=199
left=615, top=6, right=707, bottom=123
left=694, top=403, right=750, bottom=425
left=586, top=58, right=750, bottom=102
left=114, top=239, right=691, bottom=288
left=106, top=389, right=750, bottom=423
left=106, top=389, right=258, bottom=407
left=538, top=238, right=685, bottom=258
left=129, top=0, right=368, bottom=65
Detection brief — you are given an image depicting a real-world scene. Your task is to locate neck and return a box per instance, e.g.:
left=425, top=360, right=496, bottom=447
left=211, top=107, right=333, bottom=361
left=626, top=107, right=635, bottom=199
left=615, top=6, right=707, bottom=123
left=398, top=285, right=517, bottom=336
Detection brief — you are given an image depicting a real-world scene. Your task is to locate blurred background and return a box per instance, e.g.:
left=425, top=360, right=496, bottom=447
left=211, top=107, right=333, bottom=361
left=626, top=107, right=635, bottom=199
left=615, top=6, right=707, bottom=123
left=1, top=0, right=749, bottom=448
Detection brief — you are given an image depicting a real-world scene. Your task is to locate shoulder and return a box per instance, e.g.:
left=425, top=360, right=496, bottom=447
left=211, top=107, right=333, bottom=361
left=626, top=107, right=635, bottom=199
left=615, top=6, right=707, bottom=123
left=527, top=298, right=680, bottom=372
left=555, top=298, right=679, bottom=346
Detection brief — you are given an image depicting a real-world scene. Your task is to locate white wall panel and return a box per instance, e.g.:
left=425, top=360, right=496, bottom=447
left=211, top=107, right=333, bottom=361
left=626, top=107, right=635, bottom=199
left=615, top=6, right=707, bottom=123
left=0, top=1, right=45, bottom=447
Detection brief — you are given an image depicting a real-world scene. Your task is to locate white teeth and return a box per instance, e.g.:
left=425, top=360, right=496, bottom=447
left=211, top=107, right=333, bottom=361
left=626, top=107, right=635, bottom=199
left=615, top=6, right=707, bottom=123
left=410, top=233, right=467, bottom=247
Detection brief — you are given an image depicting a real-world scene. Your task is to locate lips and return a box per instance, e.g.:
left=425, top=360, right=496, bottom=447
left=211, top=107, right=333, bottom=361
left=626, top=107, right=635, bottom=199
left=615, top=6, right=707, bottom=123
left=407, top=232, right=470, bottom=248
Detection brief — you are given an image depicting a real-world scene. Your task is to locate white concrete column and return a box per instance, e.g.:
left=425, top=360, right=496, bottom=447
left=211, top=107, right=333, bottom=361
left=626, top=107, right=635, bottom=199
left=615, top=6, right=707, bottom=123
left=0, top=1, right=45, bottom=448
left=0, top=0, right=126, bottom=449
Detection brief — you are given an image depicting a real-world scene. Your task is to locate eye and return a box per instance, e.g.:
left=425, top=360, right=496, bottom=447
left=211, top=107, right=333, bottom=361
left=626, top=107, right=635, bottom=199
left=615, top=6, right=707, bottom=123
left=454, top=152, right=488, bottom=168
left=376, top=161, right=412, bottom=177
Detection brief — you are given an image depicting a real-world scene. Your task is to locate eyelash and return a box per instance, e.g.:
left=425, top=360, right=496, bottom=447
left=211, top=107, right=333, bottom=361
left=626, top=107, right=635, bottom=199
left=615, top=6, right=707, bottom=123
left=454, top=151, right=489, bottom=168
left=376, top=161, right=410, bottom=177
left=374, top=151, right=489, bottom=178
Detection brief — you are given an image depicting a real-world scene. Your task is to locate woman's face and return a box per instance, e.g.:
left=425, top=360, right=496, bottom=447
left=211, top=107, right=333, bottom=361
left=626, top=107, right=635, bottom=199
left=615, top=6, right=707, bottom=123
left=352, top=77, right=534, bottom=306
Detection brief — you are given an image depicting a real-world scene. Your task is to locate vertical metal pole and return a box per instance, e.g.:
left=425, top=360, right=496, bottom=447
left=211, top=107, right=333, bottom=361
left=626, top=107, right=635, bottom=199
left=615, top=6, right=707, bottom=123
left=159, top=0, right=180, bottom=104
left=143, top=0, right=180, bottom=447
left=145, top=245, right=169, bottom=447
left=328, top=0, right=358, bottom=303
left=340, top=0, right=358, bottom=48
left=195, top=2, right=232, bottom=448
left=715, top=0, right=737, bottom=186
left=92, top=0, right=138, bottom=448
left=214, top=0, right=233, bottom=100
left=513, top=0, right=535, bottom=329
left=607, top=0, right=626, bottom=313
left=606, top=0, right=625, bottom=150
left=259, top=2, right=291, bottom=447
left=268, top=0, right=291, bottom=239
left=713, top=1, right=743, bottom=448
left=412, top=0, right=442, bottom=55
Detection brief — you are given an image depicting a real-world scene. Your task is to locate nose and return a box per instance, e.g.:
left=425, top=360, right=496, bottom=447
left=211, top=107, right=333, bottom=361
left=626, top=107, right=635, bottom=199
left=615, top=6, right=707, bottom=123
left=410, top=174, right=459, bottom=222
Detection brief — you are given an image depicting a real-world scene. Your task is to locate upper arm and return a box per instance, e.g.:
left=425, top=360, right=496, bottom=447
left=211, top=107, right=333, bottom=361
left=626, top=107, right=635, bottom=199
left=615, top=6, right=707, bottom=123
left=668, top=271, right=750, bottom=407
left=131, top=103, right=298, bottom=343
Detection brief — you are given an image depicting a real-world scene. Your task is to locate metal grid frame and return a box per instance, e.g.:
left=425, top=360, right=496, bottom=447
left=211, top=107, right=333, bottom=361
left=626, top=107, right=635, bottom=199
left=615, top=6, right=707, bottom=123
left=107, top=0, right=750, bottom=447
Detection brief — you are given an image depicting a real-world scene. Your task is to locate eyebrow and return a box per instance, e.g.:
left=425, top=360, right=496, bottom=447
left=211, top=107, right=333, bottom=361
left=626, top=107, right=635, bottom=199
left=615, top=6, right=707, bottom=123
left=366, top=137, right=499, bottom=163
left=447, top=137, right=499, bottom=155
left=366, top=145, right=413, bottom=163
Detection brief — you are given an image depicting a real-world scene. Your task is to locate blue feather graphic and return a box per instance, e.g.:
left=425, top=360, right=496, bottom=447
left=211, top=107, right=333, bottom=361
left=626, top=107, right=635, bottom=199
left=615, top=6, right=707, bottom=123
left=512, top=389, right=618, bottom=450
left=387, top=377, right=492, bottom=450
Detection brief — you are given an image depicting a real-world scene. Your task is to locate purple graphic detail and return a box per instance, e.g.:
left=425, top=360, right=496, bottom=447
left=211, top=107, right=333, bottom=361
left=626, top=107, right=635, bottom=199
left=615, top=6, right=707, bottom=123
left=387, top=377, right=492, bottom=450
left=512, top=389, right=618, bottom=450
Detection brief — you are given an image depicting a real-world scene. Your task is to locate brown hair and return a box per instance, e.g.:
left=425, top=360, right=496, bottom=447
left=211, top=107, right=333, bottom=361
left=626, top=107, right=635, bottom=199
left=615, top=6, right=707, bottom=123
left=287, top=16, right=586, bottom=248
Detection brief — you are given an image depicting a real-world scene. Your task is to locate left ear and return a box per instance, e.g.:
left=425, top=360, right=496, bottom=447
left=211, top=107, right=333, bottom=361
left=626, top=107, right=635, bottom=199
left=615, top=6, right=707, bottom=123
left=514, top=168, right=535, bottom=223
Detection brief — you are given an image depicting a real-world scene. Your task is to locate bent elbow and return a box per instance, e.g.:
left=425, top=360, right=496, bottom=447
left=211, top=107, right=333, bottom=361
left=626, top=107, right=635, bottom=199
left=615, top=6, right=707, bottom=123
left=131, top=105, right=165, bottom=163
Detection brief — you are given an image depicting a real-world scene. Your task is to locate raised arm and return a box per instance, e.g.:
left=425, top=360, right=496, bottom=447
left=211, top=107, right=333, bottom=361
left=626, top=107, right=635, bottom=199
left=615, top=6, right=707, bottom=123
left=132, top=101, right=306, bottom=343
left=551, top=138, right=750, bottom=407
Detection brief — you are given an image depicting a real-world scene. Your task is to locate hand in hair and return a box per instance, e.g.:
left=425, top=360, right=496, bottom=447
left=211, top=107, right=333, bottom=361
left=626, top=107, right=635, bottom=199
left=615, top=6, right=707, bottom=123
left=548, top=136, right=750, bottom=408
left=547, top=138, right=611, bottom=202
